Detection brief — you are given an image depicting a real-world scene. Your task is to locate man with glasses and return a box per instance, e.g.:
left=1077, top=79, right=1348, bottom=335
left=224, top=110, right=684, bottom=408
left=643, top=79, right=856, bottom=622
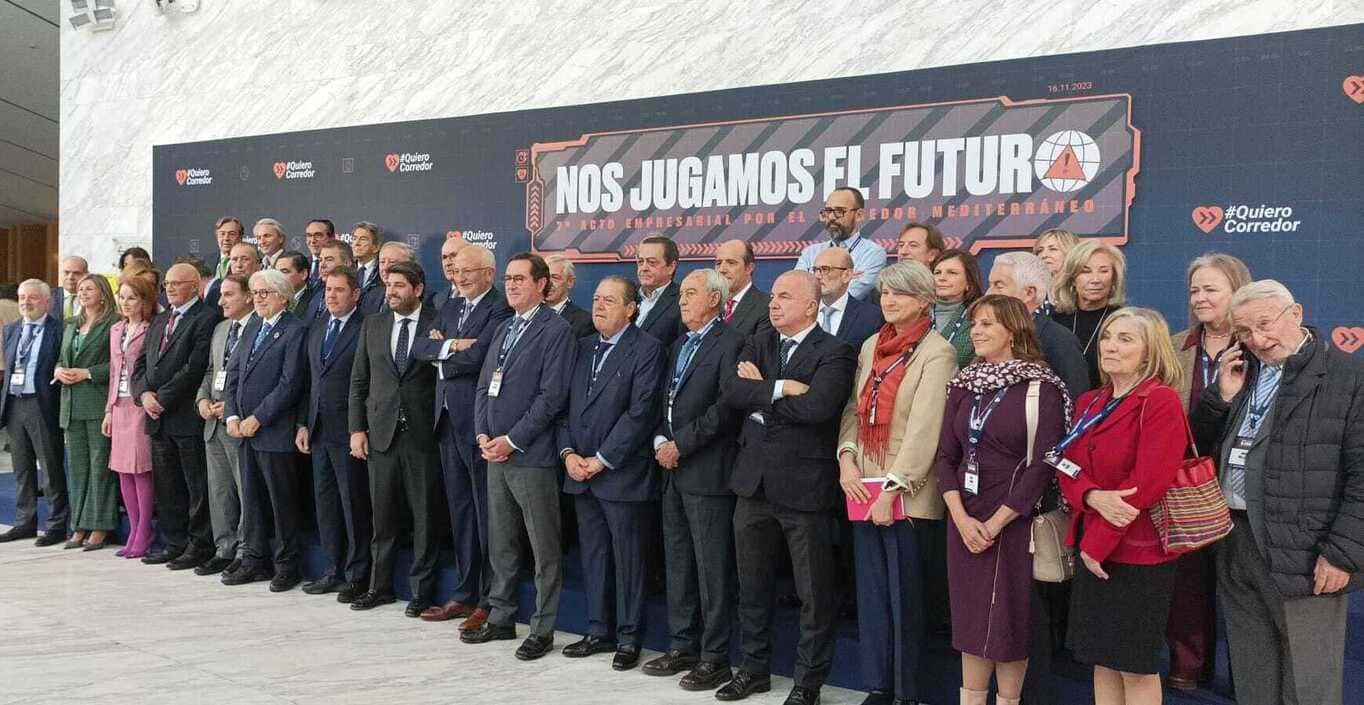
left=131, top=263, right=223, bottom=568
left=433, top=236, right=469, bottom=311
left=811, top=247, right=882, bottom=348
left=304, top=219, right=337, bottom=286
left=1191, top=279, right=1364, bottom=705
left=795, top=187, right=887, bottom=301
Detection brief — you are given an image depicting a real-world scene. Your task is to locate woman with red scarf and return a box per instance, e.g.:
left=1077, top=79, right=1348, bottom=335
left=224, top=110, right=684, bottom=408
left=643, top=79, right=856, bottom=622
left=837, top=261, right=958, bottom=705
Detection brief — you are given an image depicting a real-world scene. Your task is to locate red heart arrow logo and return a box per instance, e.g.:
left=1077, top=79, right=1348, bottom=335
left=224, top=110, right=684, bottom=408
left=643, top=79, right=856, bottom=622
left=1345, top=75, right=1364, bottom=105
left=272, top=162, right=286, bottom=179
left=1191, top=205, right=1224, bottom=234
left=385, top=154, right=399, bottom=172
left=175, top=169, right=188, bottom=185
left=1332, top=327, right=1364, bottom=354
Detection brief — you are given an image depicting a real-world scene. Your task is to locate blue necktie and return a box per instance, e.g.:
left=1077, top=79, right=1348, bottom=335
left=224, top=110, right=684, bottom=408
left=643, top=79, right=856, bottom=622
left=224, top=321, right=240, bottom=366
left=394, top=319, right=411, bottom=374
left=16, top=322, right=37, bottom=365
left=820, top=305, right=835, bottom=333
left=249, top=322, right=272, bottom=362
left=672, top=331, right=701, bottom=394
left=321, top=319, right=341, bottom=364
left=456, top=301, right=472, bottom=335
left=499, top=317, right=527, bottom=366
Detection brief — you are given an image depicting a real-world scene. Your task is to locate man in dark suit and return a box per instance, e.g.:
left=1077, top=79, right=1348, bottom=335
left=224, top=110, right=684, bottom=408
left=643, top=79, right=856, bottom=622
left=350, top=221, right=384, bottom=298
left=297, top=267, right=371, bottom=602
left=348, top=260, right=443, bottom=617
left=275, top=251, right=320, bottom=320
left=714, top=239, right=774, bottom=339
left=634, top=235, right=684, bottom=345
left=131, top=262, right=222, bottom=567
left=989, top=252, right=1090, bottom=399
left=813, top=246, right=883, bottom=349
left=462, top=252, right=576, bottom=662
left=0, top=280, right=68, bottom=544
left=254, top=218, right=286, bottom=270
left=228, top=242, right=262, bottom=278
left=431, top=236, right=468, bottom=312
left=300, top=240, right=354, bottom=322
left=220, top=270, right=309, bottom=591
left=51, top=256, right=88, bottom=321
left=545, top=255, right=595, bottom=339
left=360, top=241, right=421, bottom=315
left=410, top=245, right=513, bottom=630
left=557, top=275, right=665, bottom=670
left=303, top=218, right=337, bottom=287
left=641, top=268, right=745, bottom=690
left=204, top=216, right=244, bottom=313
left=718, top=271, right=857, bottom=705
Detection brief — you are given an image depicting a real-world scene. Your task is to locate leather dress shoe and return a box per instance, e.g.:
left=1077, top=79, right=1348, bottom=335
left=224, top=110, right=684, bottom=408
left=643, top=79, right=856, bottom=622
left=679, top=661, right=732, bottom=691
left=269, top=573, right=302, bottom=592
left=459, top=622, right=517, bottom=644
left=891, top=699, right=920, bottom=705
left=193, top=556, right=233, bottom=576
left=63, top=539, right=85, bottom=550
left=82, top=541, right=110, bottom=552
left=348, top=590, right=397, bottom=611
left=0, top=527, right=37, bottom=543
left=302, top=575, right=343, bottom=595
left=715, top=670, right=772, bottom=701
left=561, top=634, right=617, bottom=658
left=141, top=549, right=180, bottom=565
left=224, top=557, right=242, bottom=574
left=783, top=686, right=820, bottom=705
left=860, top=691, right=892, bottom=705
left=642, top=649, right=698, bottom=676
left=404, top=599, right=432, bottom=618
left=515, top=634, right=554, bottom=660
left=420, top=599, right=475, bottom=622
left=34, top=532, right=66, bottom=547
left=167, top=552, right=208, bottom=571
left=458, top=607, right=489, bottom=632
left=611, top=644, right=641, bottom=671
left=221, top=565, right=273, bottom=586
left=336, top=581, right=366, bottom=604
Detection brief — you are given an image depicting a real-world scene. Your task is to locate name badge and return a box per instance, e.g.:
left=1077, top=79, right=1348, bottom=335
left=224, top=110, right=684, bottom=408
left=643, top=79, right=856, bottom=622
left=213, top=370, right=227, bottom=393
left=488, top=369, right=504, bottom=397
left=9, top=371, right=24, bottom=389
left=963, top=457, right=980, bottom=495
left=1228, top=435, right=1254, bottom=469
left=1046, top=451, right=1082, bottom=479
left=118, top=371, right=131, bottom=398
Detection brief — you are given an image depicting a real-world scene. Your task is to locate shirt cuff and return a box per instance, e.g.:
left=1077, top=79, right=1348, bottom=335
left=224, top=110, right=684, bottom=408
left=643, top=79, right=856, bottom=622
left=226, top=416, right=240, bottom=424
left=438, top=338, right=457, bottom=360
left=560, top=448, right=575, bottom=459
left=653, top=435, right=669, bottom=450
left=506, top=435, right=522, bottom=452
left=595, top=452, right=614, bottom=470
left=771, top=381, right=785, bottom=402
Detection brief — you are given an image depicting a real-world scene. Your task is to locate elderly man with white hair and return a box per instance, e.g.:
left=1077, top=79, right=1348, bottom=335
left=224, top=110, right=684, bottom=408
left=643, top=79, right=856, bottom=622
left=987, top=251, right=1089, bottom=400
left=1192, top=279, right=1364, bottom=705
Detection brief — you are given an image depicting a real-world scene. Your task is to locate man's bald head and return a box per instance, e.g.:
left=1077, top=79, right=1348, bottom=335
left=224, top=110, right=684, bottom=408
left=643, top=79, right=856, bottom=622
left=60, top=256, right=89, bottom=293
left=769, top=271, right=821, bottom=335
left=813, top=247, right=855, bottom=303
left=164, top=263, right=202, bottom=307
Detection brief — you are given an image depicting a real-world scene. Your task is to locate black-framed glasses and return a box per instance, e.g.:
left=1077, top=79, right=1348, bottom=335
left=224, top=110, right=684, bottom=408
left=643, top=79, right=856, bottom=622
left=810, top=266, right=851, bottom=276
left=817, top=207, right=859, bottom=220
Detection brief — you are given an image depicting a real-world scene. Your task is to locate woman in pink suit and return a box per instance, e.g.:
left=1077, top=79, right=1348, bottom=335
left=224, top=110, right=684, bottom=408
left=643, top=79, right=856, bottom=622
left=102, top=276, right=157, bottom=558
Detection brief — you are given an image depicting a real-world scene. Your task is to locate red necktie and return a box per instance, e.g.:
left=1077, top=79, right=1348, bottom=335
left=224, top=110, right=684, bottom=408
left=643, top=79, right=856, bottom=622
left=159, top=309, right=180, bottom=354
left=724, top=299, right=736, bottom=322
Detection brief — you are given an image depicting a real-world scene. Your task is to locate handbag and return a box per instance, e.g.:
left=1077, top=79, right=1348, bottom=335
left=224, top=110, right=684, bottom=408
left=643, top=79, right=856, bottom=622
left=1020, top=379, right=1076, bottom=582
left=1147, top=410, right=1234, bottom=554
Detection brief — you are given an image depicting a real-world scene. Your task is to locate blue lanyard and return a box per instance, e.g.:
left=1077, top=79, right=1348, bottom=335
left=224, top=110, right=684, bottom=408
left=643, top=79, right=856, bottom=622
left=939, top=310, right=968, bottom=343
left=497, top=308, right=537, bottom=368
left=1054, top=394, right=1124, bottom=454
left=967, top=388, right=1008, bottom=454
left=1246, top=367, right=1282, bottom=433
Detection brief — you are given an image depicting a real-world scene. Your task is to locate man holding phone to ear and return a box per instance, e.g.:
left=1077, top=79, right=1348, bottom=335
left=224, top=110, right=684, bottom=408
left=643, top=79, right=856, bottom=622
left=1191, top=279, right=1364, bottom=705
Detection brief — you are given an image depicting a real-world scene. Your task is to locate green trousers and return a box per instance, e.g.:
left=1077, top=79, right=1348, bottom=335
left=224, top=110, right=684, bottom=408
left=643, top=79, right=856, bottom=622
left=66, top=419, right=117, bottom=532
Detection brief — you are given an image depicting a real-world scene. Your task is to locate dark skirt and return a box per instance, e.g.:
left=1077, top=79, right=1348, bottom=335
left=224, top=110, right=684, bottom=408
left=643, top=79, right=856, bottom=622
left=1067, top=560, right=1178, bottom=674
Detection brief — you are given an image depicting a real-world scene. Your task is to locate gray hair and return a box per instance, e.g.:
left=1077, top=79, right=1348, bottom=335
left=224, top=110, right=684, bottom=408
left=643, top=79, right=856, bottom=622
left=249, top=269, right=295, bottom=301
left=1231, top=279, right=1295, bottom=311
left=545, top=254, right=576, bottom=279
left=379, top=241, right=416, bottom=262
left=458, top=245, right=496, bottom=268
left=351, top=221, right=383, bottom=243
left=18, top=279, right=51, bottom=300
left=875, top=260, right=935, bottom=302
left=685, top=267, right=730, bottom=304
left=253, top=217, right=285, bottom=238
left=994, top=251, right=1052, bottom=301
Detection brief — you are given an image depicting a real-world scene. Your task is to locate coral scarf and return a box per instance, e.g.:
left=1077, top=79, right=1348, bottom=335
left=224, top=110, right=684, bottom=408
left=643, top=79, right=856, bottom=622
left=857, top=316, right=932, bottom=468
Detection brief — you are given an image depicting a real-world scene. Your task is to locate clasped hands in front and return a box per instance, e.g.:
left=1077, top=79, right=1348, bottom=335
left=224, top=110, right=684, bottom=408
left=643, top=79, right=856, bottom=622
left=563, top=453, right=605, bottom=482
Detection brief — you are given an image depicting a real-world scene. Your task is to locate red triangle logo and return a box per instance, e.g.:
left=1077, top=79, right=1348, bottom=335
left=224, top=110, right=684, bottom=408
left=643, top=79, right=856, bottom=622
left=1042, top=145, right=1087, bottom=181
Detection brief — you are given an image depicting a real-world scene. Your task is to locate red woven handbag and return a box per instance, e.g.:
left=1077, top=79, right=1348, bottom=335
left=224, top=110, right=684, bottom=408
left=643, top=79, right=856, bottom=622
left=1147, top=411, right=1234, bottom=554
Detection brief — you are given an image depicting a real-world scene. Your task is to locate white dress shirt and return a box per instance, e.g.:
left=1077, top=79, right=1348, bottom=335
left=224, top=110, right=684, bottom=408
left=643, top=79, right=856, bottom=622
left=390, top=305, right=422, bottom=361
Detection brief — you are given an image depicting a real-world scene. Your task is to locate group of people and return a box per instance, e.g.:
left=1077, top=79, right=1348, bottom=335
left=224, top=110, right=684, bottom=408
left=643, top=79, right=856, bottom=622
left=1, top=189, right=1359, bottom=705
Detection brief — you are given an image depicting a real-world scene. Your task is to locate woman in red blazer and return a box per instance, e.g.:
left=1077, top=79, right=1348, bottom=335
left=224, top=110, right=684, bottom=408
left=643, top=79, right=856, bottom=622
left=1056, top=307, right=1188, bottom=705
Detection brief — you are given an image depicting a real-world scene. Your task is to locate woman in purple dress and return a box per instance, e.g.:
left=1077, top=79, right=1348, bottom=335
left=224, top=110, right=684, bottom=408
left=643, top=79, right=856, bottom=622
left=935, top=295, right=1071, bottom=705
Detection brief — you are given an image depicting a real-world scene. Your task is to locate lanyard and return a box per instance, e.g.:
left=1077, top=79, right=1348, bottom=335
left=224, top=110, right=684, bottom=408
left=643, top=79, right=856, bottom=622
left=1199, top=351, right=1220, bottom=389
left=866, top=344, right=917, bottom=425
left=16, top=323, right=39, bottom=366
left=939, top=309, right=969, bottom=344
left=1053, top=393, right=1124, bottom=455
left=967, top=388, right=1008, bottom=453
left=1245, top=366, right=1282, bottom=434
left=497, top=308, right=536, bottom=368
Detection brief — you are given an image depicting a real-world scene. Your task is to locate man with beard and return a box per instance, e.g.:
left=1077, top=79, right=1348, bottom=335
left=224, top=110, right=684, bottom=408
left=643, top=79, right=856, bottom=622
left=794, top=187, right=887, bottom=301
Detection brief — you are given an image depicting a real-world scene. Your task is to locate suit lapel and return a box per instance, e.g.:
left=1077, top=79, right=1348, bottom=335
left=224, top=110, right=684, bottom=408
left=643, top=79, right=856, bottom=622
left=321, top=315, right=361, bottom=375
left=161, top=301, right=199, bottom=355
left=676, top=326, right=721, bottom=393
left=586, top=327, right=635, bottom=406
left=503, top=307, right=548, bottom=373
left=396, top=306, right=435, bottom=379
left=781, top=326, right=825, bottom=377
left=640, top=282, right=675, bottom=331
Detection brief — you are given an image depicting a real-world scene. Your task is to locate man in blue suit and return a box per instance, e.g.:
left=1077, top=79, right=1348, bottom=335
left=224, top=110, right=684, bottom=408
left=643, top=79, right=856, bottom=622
left=634, top=235, right=685, bottom=346
left=0, top=280, right=68, bottom=544
left=557, top=275, right=665, bottom=670
left=462, top=252, right=576, bottom=662
left=813, top=247, right=883, bottom=349
left=296, top=267, right=371, bottom=603
left=220, top=269, right=309, bottom=592
left=410, top=245, right=513, bottom=630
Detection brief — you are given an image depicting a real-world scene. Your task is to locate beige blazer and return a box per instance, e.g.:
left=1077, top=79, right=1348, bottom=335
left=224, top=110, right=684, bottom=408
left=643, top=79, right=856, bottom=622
left=838, top=328, right=958, bottom=520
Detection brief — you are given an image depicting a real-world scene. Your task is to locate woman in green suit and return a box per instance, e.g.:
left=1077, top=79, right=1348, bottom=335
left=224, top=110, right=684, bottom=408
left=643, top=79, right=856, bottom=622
left=55, top=273, right=117, bottom=550
left=930, top=249, right=985, bottom=368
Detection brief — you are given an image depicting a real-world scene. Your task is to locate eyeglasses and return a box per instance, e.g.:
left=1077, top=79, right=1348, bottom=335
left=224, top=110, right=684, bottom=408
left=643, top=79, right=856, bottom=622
left=163, top=280, right=197, bottom=289
left=1232, top=302, right=1294, bottom=341
left=249, top=289, right=276, bottom=299
left=817, top=207, right=858, bottom=220
left=810, top=266, right=850, bottom=276
left=504, top=275, right=532, bottom=284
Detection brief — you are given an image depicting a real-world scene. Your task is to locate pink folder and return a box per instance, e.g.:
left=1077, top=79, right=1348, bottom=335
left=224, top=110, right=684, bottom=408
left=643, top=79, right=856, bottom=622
left=845, top=478, right=910, bottom=521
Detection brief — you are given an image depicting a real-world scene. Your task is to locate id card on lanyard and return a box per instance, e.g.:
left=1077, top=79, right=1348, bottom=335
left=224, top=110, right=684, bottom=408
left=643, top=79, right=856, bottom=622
left=963, top=388, right=1007, bottom=494
left=117, top=325, right=136, bottom=397
left=1229, top=369, right=1279, bottom=471
left=1045, top=394, right=1123, bottom=479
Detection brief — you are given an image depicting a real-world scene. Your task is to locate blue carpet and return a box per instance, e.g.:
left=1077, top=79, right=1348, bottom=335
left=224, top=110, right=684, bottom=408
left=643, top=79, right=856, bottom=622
left=3, top=470, right=1358, bottom=703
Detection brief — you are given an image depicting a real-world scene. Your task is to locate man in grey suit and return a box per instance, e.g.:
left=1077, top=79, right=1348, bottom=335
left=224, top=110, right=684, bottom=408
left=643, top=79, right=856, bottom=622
left=714, top=239, right=773, bottom=339
left=193, top=274, right=254, bottom=576
left=461, top=252, right=576, bottom=662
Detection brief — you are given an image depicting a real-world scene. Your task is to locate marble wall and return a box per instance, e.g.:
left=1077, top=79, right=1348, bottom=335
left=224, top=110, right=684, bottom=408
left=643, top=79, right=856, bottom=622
left=58, top=0, right=1357, bottom=268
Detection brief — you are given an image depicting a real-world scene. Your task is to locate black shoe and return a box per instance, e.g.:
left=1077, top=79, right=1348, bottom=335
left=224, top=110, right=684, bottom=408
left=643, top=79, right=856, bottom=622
left=460, top=622, right=517, bottom=644
left=269, top=573, right=301, bottom=592
left=612, top=644, right=641, bottom=671
left=860, top=691, right=893, bottom=705
left=784, top=686, right=820, bottom=705
left=34, top=532, right=65, bottom=547
left=404, top=599, right=432, bottom=618
left=680, top=661, right=733, bottom=691
left=167, top=552, right=208, bottom=571
left=193, top=556, right=233, bottom=576
left=348, top=590, right=397, bottom=611
left=63, top=539, right=85, bottom=550
left=224, top=557, right=242, bottom=575
left=221, top=565, right=273, bottom=586
left=642, top=649, right=698, bottom=676
left=141, top=549, right=180, bottom=565
left=302, top=575, right=343, bottom=595
left=715, top=670, right=771, bottom=701
left=82, top=541, right=110, bottom=552
left=0, top=527, right=36, bottom=543
left=891, top=699, right=920, bottom=705
left=336, top=581, right=365, bottom=604
left=515, top=634, right=554, bottom=660
left=562, top=634, right=617, bottom=658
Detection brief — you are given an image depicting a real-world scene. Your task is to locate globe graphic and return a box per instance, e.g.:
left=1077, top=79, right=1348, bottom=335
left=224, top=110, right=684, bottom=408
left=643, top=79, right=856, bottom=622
left=1033, top=130, right=1101, bottom=193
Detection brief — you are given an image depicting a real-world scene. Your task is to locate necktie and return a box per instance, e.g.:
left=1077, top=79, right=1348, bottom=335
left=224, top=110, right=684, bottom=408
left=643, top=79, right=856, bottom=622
left=249, top=322, right=273, bottom=362
left=64, top=296, right=74, bottom=319
left=590, top=339, right=614, bottom=390
left=724, top=299, right=736, bottom=322
left=672, top=331, right=701, bottom=393
left=159, top=309, right=180, bottom=354
left=394, top=319, right=411, bottom=374
left=820, top=305, right=835, bottom=333
left=17, top=322, right=37, bottom=364
left=321, top=318, right=341, bottom=363
left=309, top=258, right=320, bottom=283
left=216, top=257, right=230, bottom=279
left=224, top=321, right=240, bottom=366
left=500, top=316, right=527, bottom=364
left=778, top=337, right=797, bottom=375
left=456, top=301, right=472, bottom=335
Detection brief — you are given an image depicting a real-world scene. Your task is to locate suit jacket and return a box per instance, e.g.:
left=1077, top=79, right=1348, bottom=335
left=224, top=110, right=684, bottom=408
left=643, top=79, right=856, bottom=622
left=723, top=325, right=857, bottom=512
left=833, top=294, right=884, bottom=349
left=196, top=315, right=254, bottom=441
left=474, top=305, right=576, bottom=468
left=104, top=319, right=148, bottom=423
left=637, top=280, right=684, bottom=346
left=657, top=321, right=745, bottom=495
left=360, top=285, right=436, bottom=316
left=49, top=288, right=66, bottom=322
left=1035, top=312, right=1091, bottom=401
left=301, top=310, right=364, bottom=447
left=431, top=287, right=460, bottom=312
left=0, top=314, right=64, bottom=432
left=292, top=281, right=323, bottom=321
left=557, top=299, right=595, bottom=340
left=223, top=312, right=308, bottom=453
left=57, top=315, right=114, bottom=426
left=130, top=300, right=221, bottom=437
left=726, top=286, right=775, bottom=339
left=410, top=287, right=514, bottom=439
left=349, top=304, right=439, bottom=453
left=559, top=325, right=665, bottom=502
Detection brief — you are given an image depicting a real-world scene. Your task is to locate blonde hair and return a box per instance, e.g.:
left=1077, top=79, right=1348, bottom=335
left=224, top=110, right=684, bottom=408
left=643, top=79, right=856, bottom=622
left=1052, top=240, right=1127, bottom=314
left=1099, top=307, right=1183, bottom=391
left=1032, top=228, right=1080, bottom=256
left=1185, top=252, right=1252, bottom=330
